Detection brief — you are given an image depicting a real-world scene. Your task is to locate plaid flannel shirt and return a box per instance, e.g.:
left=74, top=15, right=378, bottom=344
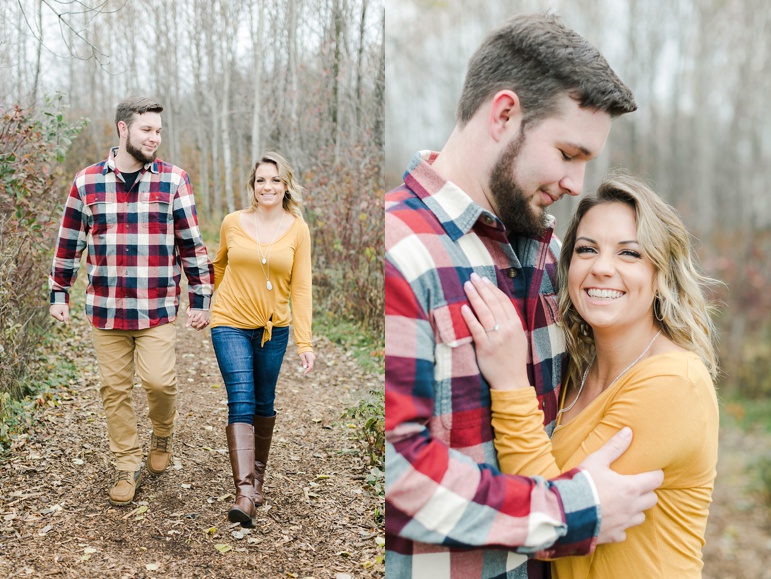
left=385, top=152, right=600, bottom=579
left=49, top=148, right=213, bottom=330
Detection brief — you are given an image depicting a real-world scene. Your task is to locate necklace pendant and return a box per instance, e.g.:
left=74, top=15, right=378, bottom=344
left=261, top=258, right=267, bottom=264
left=266, top=280, right=273, bottom=291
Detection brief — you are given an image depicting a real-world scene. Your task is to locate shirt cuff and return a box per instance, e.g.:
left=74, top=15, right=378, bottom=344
left=188, top=292, right=211, bottom=310
left=50, top=290, right=69, bottom=305
left=538, top=468, right=600, bottom=558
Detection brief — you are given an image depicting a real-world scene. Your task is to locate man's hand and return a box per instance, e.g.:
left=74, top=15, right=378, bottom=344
left=49, top=304, right=70, bottom=324
left=186, top=308, right=210, bottom=330
left=579, top=427, right=664, bottom=544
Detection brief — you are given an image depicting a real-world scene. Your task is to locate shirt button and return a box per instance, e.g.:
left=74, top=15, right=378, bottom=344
left=508, top=268, right=517, bottom=278
left=483, top=215, right=495, bottom=226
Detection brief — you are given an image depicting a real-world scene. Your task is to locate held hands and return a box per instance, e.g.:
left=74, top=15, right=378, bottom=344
left=460, top=273, right=529, bottom=390
left=186, top=308, right=210, bottom=331
left=299, top=352, right=315, bottom=375
left=580, top=427, right=664, bottom=544
left=49, top=304, right=70, bottom=324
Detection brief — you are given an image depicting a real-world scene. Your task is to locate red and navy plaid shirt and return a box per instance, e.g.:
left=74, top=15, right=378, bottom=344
left=49, top=148, right=213, bottom=330
left=385, top=152, right=600, bottom=579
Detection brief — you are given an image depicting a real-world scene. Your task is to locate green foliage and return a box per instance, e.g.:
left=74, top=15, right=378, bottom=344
left=749, top=454, right=771, bottom=506
left=721, top=396, right=771, bottom=434
left=344, top=387, right=385, bottom=477
left=0, top=334, right=81, bottom=450
left=0, top=97, right=85, bottom=402
left=314, top=309, right=384, bottom=374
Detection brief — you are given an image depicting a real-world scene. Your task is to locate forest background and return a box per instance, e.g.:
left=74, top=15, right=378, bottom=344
left=0, top=0, right=384, bottom=463
left=386, top=0, right=771, bottom=576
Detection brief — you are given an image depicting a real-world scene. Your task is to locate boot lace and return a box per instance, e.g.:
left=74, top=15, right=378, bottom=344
left=115, top=470, right=133, bottom=483
left=151, top=434, right=171, bottom=453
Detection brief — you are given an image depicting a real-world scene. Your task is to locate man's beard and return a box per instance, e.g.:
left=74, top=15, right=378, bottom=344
left=126, top=132, right=157, bottom=165
left=488, top=132, right=549, bottom=238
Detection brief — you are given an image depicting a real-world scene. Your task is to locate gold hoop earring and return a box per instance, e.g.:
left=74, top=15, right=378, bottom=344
left=654, top=295, right=665, bottom=323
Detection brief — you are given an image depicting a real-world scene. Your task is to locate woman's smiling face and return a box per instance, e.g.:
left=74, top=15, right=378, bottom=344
left=568, top=201, right=657, bottom=332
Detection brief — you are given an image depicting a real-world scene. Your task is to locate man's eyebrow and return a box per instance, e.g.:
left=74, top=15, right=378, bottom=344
left=563, top=142, right=593, bottom=157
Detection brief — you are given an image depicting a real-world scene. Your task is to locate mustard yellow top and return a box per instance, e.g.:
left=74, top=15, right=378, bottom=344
left=211, top=210, right=313, bottom=354
left=491, top=351, right=718, bottom=579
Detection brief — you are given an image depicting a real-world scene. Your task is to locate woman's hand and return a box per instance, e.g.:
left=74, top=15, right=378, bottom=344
left=299, top=352, right=315, bottom=375
left=460, top=273, right=530, bottom=391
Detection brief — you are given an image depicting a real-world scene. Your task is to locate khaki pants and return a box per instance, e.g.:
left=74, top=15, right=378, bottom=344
left=92, top=323, right=177, bottom=471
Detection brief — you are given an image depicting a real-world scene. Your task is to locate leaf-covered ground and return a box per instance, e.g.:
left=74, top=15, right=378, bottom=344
left=0, top=311, right=385, bottom=578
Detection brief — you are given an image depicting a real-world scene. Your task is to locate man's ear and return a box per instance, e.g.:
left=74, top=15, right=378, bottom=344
left=118, top=121, right=128, bottom=139
left=488, top=90, right=523, bottom=143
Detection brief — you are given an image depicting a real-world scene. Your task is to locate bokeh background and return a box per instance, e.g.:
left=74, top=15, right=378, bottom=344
left=386, top=1, right=771, bottom=576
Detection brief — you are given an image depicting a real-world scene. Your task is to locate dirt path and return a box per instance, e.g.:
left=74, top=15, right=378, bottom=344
left=0, top=312, right=385, bottom=578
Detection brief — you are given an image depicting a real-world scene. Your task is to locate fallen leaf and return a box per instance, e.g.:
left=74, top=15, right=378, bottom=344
left=214, top=543, right=232, bottom=554
left=146, top=563, right=159, bottom=571
left=316, top=474, right=330, bottom=480
left=206, top=527, right=217, bottom=535
left=72, top=458, right=84, bottom=466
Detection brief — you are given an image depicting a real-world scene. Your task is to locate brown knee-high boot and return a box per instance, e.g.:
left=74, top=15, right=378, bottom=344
left=253, top=413, right=276, bottom=506
left=226, top=423, right=256, bottom=527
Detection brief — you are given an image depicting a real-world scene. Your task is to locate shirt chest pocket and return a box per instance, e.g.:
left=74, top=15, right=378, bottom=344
left=431, top=303, right=490, bottom=430
left=84, top=192, right=118, bottom=234
left=138, top=191, right=173, bottom=230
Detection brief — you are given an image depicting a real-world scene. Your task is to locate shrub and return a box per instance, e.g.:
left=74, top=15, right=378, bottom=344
left=303, top=141, right=384, bottom=335
left=0, top=97, right=84, bottom=400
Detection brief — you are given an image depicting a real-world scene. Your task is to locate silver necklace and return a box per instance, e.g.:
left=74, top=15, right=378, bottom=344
left=253, top=210, right=286, bottom=291
left=559, top=330, right=662, bottom=416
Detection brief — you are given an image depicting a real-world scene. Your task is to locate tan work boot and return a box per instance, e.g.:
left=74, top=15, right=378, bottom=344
left=147, top=433, right=173, bottom=475
left=109, top=469, right=143, bottom=506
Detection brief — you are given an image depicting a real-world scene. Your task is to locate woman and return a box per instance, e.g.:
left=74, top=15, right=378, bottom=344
left=210, top=152, right=315, bottom=528
left=461, top=173, right=719, bottom=578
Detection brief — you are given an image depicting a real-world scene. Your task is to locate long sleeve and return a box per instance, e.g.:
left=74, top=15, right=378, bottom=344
left=385, top=259, right=599, bottom=557
left=172, top=172, right=213, bottom=310
left=212, top=217, right=229, bottom=292
left=49, top=180, right=88, bottom=305
left=491, top=388, right=561, bottom=479
left=289, top=221, right=312, bottom=354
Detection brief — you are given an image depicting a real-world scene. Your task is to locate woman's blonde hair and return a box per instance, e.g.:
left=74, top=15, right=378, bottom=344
left=246, top=151, right=305, bottom=221
left=557, top=171, right=720, bottom=386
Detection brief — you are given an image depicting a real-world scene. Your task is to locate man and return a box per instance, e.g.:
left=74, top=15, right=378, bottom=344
left=386, top=13, right=664, bottom=578
left=49, top=96, right=213, bottom=506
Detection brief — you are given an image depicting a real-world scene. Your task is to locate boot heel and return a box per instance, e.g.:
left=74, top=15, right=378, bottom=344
left=228, top=505, right=255, bottom=527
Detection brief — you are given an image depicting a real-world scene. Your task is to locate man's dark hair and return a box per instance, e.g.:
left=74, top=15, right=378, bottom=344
left=115, top=96, right=164, bottom=136
left=457, top=13, right=636, bottom=128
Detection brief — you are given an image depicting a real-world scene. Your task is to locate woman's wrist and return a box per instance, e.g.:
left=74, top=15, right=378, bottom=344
left=488, top=373, right=531, bottom=391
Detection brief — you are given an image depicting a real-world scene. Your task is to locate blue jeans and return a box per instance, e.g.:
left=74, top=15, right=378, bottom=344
left=211, top=326, right=289, bottom=424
